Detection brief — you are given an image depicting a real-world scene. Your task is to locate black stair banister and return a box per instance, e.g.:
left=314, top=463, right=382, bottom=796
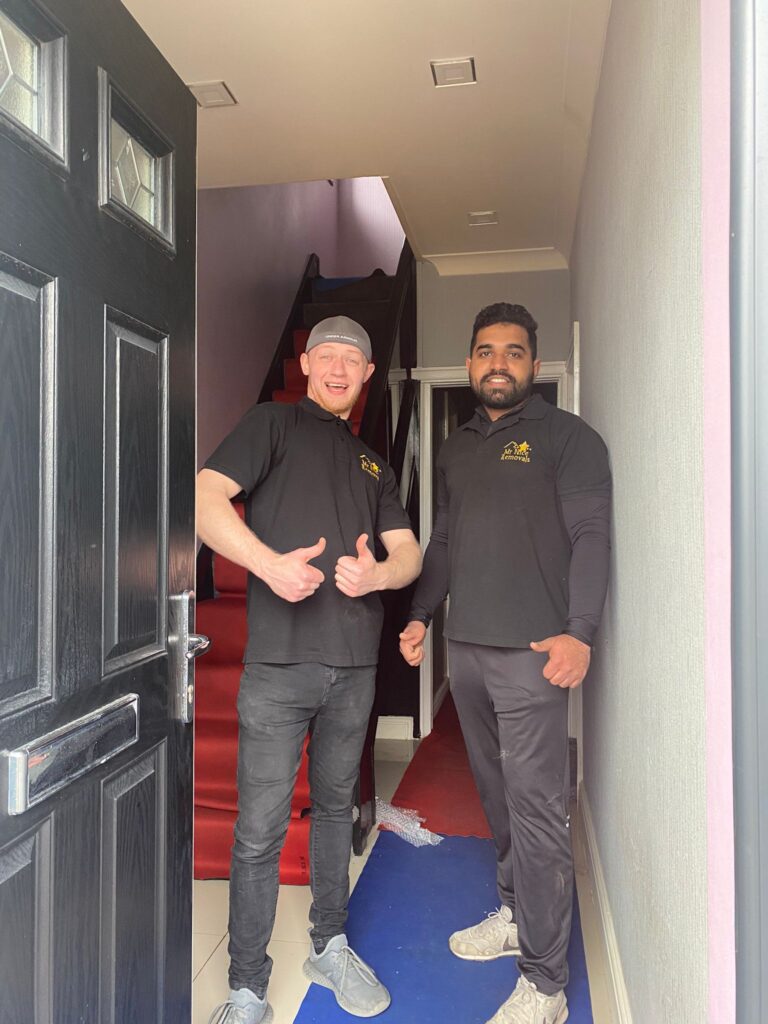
left=359, top=240, right=415, bottom=446
left=257, top=252, right=319, bottom=404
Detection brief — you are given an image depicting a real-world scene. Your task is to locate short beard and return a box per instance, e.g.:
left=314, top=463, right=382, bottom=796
left=470, top=371, right=534, bottom=410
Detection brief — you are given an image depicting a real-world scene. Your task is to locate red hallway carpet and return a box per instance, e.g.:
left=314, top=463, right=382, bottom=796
left=391, top=695, right=491, bottom=839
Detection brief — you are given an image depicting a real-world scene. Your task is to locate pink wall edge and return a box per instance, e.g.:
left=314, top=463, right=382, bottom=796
left=701, top=1, right=735, bottom=1021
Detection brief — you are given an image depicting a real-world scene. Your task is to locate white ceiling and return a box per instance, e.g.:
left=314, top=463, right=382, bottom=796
left=122, top=0, right=611, bottom=275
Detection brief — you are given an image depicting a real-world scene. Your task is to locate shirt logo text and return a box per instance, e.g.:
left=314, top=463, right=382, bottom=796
left=360, top=454, right=381, bottom=480
left=500, top=440, right=532, bottom=463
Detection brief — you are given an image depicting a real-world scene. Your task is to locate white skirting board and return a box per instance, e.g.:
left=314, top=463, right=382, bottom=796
left=574, top=784, right=634, bottom=1024
left=375, top=715, right=414, bottom=740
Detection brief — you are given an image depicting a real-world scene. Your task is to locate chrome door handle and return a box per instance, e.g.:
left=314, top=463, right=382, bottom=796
left=169, top=591, right=211, bottom=724
left=186, top=634, right=210, bottom=660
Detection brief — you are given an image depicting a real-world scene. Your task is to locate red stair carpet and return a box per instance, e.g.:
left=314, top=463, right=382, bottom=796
left=390, top=695, right=492, bottom=838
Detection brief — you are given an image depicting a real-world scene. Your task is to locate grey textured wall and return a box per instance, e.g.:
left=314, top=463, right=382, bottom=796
left=417, top=262, right=571, bottom=366
left=570, top=0, right=707, bottom=1020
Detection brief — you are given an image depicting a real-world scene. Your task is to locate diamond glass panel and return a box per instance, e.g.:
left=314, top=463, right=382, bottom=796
left=109, top=118, right=158, bottom=229
left=0, top=10, right=40, bottom=135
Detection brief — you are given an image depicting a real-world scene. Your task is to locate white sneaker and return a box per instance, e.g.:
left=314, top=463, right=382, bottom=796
left=486, top=975, right=568, bottom=1024
left=207, top=987, right=273, bottom=1024
left=303, top=934, right=391, bottom=1017
left=449, top=905, right=521, bottom=960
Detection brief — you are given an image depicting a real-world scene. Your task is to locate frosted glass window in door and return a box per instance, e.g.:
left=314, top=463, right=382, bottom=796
left=110, top=119, right=159, bottom=228
left=0, top=10, right=40, bottom=135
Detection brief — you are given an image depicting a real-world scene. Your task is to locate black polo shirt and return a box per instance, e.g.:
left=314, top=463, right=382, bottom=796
left=410, top=393, right=611, bottom=648
left=204, top=397, right=411, bottom=666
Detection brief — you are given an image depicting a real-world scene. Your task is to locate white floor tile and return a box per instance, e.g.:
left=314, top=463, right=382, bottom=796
left=193, top=878, right=229, bottom=937
left=264, top=939, right=313, bottom=1023
left=271, top=882, right=313, bottom=944
left=193, top=932, right=226, bottom=981
left=374, top=760, right=410, bottom=803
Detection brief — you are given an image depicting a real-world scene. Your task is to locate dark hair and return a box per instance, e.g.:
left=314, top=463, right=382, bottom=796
left=470, top=303, right=539, bottom=360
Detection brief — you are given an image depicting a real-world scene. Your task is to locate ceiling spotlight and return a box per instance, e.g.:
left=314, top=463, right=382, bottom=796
left=468, top=211, right=498, bottom=226
left=430, top=58, right=477, bottom=88
left=187, top=81, right=237, bottom=108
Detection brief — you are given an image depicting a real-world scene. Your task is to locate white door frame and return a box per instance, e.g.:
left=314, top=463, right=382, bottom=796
left=391, top=361, right=573, bottom=737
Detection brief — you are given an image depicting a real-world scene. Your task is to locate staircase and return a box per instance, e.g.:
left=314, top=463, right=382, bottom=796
left=262, top=267, right=396, bottom=434
left=194, top=244, right=417, bottom=881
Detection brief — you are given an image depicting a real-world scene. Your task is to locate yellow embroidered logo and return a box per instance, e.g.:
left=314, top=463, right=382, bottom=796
left=359, top=454, right=381, bottom=480
left=500, top=440, right=533, bottom=463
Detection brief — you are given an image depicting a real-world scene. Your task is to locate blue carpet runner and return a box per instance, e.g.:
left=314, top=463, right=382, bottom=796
left=293, top=832, right=593, bottom=1023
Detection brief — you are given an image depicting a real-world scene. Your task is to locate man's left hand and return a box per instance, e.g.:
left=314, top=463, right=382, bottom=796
left=335, top=534, right=382, bottom=598
left=530, top=634, right=591, bottom=688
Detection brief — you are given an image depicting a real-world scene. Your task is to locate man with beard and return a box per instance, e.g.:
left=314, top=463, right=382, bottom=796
left=399, top=303, right=611, bottom=1024
left=198, top=316, right=421, bottom=1024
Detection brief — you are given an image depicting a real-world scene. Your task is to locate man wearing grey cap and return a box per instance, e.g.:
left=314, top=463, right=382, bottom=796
left=198, top=316, right=421, bottom=1024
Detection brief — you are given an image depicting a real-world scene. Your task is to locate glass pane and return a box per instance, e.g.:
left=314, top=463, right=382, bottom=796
left=0, top=10, right=40, bottom=134
left=0, top=11, right=37, bottom=90
left=0, top=76, right=37, bottom=130
left=132, top=142, right=154, bottom=190
left=0, top=32, right=9, bottom=92
left=110, top=120, right=129, bottom=204
left=109, top=118, right=159, bottom=229
left=132, top=185, right=155, bottom=224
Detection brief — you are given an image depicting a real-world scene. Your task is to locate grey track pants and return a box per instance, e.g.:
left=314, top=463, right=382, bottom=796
left=448, top=640, right=572, bottom=995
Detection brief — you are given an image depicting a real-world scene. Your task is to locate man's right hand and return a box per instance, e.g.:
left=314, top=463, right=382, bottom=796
left=258, top=537, right=326, bottom=602
left=399, top=619, right=427, bottom=666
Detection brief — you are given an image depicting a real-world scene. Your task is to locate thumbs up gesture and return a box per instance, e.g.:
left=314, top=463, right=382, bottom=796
left=335, top=533, right=382, bottom=598
left=259, top=537, right=326, bottom=603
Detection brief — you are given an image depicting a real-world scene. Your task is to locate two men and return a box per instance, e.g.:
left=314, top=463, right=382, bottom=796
left=198, top=301, right=610, bottom=1024
left=400, top=303, right=611, bottom=1024
left=197, top=316, right=421, bottom=1024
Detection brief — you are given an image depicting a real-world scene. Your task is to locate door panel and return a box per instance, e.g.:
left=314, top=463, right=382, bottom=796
left=0, top=817, right=53, bottom=1023
left=102, top=313, right=168, bottom=674
left=0, top=259, right=55, bottom=715
left=100, top=745, right=167, bottom=1024
left=0, top=0, right=197, bottom=1019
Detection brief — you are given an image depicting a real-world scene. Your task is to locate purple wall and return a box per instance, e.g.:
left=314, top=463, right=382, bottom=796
left=197, top=177, right=403, bottom=466
left=335, top=177, right=405, bottom=277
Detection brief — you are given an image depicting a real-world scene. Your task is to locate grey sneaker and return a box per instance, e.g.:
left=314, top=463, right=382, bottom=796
left=486, top=975, right=568, bottom=1024
left=303, top=934, right=391, bottom=1017
left=207, top=986, right=274, bottom=1024
left=449, top=904, right=521, bottom=960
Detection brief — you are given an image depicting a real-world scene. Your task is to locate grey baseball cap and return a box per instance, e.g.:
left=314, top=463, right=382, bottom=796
left=305, top=315, right=372, bottom=362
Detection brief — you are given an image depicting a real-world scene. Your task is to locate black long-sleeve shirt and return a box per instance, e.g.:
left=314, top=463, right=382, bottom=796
left=409, top=395, right=611, bottom=648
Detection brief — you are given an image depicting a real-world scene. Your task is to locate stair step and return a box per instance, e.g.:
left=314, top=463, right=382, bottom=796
left=311, top=272, right=394, bottom=304
left=313, top=276, right=364, bottom=294
left=293, top=328, right=310, bottom=358
left=303, top=300, right=389, bottom=331
left=283, top=358, right=305, bottom=390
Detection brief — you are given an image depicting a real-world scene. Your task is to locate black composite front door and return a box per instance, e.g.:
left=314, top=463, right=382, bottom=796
left=0, top=0, right=197, bottom=1020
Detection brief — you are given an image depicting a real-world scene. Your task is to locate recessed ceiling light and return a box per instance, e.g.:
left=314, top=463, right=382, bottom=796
left=468, top=211, right=498, bottom=226
left=187, top=81, right=237, bottom=108
left=431, top=58, right=477, bottom=88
